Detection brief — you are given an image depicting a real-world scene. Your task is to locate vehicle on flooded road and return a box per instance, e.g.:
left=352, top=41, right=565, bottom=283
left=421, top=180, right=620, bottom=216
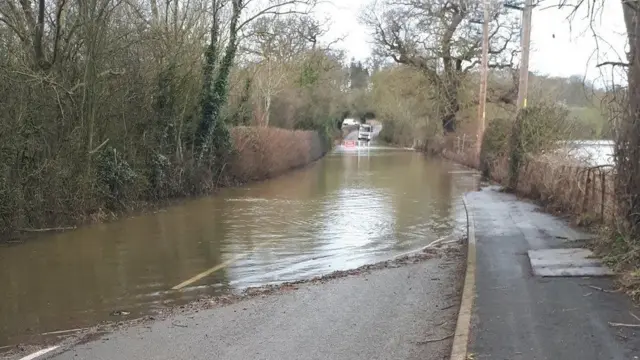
left=341, top=118, right=359, bottom=127
left=358, top=124, right=372, bottom=142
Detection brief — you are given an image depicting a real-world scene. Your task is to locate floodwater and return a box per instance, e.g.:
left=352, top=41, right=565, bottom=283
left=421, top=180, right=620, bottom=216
left=0, top=147, right=479, bottom=347
left=564, top=140, right=614, bottom=166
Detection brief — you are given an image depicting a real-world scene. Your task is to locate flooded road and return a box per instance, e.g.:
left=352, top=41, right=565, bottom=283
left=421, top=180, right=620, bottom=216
left=0, top=147, right=478, bottom=347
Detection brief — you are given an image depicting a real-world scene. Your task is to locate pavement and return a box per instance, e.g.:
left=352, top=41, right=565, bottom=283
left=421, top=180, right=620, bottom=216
left=466, top=186, right=640, bottom=360
left=37, top=252, right=462, bottom=360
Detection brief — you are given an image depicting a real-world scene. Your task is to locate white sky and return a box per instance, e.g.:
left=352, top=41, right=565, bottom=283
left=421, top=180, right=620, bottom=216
left=314, top=1, right=627, bottom=84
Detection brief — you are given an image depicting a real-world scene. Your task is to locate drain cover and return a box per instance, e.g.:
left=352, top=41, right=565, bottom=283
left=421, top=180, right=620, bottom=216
left=528, top=248, right=614, bottom=277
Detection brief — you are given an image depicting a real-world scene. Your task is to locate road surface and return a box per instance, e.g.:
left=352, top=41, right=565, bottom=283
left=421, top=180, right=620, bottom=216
left=467, top=186, right=640, bottom=359
left=25, top=249, right=463, bottom=360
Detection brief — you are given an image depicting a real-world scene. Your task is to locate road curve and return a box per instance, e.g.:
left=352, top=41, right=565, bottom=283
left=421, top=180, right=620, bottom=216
left=44, top=252, right=462, bottom=360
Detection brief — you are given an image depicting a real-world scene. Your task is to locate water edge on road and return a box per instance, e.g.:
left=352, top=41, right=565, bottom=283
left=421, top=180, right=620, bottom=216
left=0, top=147, right=479, bottom=347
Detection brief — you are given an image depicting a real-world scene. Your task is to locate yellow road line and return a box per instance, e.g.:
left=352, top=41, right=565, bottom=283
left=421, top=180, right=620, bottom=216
left=172, top=253, right=250, bottom=290
left=450, top=195, right=477, bottom=360
left=172, top=241, right=275, bottom=290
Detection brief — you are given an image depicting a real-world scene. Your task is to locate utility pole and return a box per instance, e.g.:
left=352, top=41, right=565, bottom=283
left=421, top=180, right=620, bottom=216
left=516, top=0, right=533, bottom=111
left=505, top=0, right=533, bottom=190
left=476, top=0, right=490, bottom=163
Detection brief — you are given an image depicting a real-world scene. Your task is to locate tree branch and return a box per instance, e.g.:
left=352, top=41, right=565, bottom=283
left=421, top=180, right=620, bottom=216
left=0, top=14, right=28, bottom=43
left=237, top=0, right=315, bottom=32
left=50, top=0, right=68, bottom=66
left=596, top=61, right=630, bottom=68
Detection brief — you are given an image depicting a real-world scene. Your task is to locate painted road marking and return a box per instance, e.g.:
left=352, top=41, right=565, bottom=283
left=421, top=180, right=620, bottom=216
left=450, top=195, right=476, bottom=360
left=448, top=170, right=480, bottom=174
left=390, top=236, right=449, bottom=260
left=172, top=253, right=250, bottom=290
left=173, top=232, right=459, bottom=291
left=172, top=240, right=277, bottom=290
left=19, top=346, right=59, bottom=360
left=41, top=327, right=86, bottom=336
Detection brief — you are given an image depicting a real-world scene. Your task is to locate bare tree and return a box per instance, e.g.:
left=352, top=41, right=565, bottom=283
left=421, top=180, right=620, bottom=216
left=241, top=14, right=326, bottom=126
left=194, top=0, right=318, bottom=157
left=614, top=0, right=640, bottom=241
left=241, top=14, right=326, bottom=61
left=361, top=0, right=520, bottom=132
left=547, top=0, right=640, bottom=240
left=0, top=0, right=69, bottom=70
left=0, top=0, right=335, bottom=234
left=370, top=64, right=440, bottom=147
left=254, top=53, right=287, bottom=126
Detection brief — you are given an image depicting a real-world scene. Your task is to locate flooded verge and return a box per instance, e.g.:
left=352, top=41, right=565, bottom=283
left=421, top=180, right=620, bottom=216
left=0, top=147, right=479, bottom=347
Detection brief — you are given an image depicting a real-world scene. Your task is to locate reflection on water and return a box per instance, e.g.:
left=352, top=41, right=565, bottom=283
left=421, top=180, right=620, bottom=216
left=0, top=147, right=478, bottom=346
left=564, top=140, right=614, bottom=166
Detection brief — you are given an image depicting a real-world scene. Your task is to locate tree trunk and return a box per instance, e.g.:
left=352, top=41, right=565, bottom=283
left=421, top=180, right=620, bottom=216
left=194, top=0, right=220, bottom=153
left=440, top=69, right=460, bottom=133
left=80, top=1, right=99, bottom=167
left=264, top=95, right=271, bottom=127
left=150, top=0, right=159, bottom=23
left=195, top=0, right=242, bottom=158
left=441, top=89, right=459, bottom=133
left=34, top=0, right=45, bottom=66
left=617, top=2, right=640, bottom=238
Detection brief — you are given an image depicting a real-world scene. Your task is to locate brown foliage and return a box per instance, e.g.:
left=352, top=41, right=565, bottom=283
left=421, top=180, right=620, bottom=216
left=0, top=125, right=328, bottom=240
left=229, top=127, right=326, bottom=182
left=441, top=100, right=615, bottom=228
left=482, top=155, right=615, bottom=226
left=0, top=0, right=338, bottom=240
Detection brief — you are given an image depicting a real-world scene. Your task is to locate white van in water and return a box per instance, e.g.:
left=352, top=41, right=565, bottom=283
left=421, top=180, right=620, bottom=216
left=358, top=124, right=372, bottom=141
left=342, top=118, right=358, bottom=127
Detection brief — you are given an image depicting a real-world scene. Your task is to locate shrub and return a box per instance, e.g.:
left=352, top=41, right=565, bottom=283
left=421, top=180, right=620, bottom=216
left=480, top=117, right=511, bottom=177
left=95, top=147, right=141, bottom=210
left=507, top=103, right=576, bottom=189
left=229, top=127, right=327, bottom=182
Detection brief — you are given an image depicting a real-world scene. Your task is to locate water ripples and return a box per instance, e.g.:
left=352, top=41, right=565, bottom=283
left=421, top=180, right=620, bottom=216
left=0, top=149, right=480, bottom=346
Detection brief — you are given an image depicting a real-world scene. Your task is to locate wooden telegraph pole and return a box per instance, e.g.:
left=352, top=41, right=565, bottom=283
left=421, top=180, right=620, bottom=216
left=517, top=0, right=533, bottom=111
left=476, top=0, right=490, bottom=163
left=504, top=0, right=533, bottom=190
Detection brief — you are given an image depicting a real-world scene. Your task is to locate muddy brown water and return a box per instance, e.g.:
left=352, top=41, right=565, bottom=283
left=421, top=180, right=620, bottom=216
left=0, top=147, right=479, bottom=347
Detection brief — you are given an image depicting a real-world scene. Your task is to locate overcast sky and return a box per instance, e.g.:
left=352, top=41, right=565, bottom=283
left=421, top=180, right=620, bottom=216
left=314, top=1, right=627, bottom=84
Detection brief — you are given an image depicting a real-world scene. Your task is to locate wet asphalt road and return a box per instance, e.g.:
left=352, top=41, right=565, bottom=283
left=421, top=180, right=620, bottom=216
left=467, top=186, right=640, bottom=360
left=45, top=253, right=462, bottom=360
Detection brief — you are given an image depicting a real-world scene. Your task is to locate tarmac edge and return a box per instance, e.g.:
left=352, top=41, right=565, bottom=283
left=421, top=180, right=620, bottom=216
left=450, top=195, right=476, bottom=360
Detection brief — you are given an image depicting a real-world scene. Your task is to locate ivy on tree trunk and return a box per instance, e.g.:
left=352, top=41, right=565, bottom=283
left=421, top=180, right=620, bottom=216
left=195, top=0, right=242, bottom=162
